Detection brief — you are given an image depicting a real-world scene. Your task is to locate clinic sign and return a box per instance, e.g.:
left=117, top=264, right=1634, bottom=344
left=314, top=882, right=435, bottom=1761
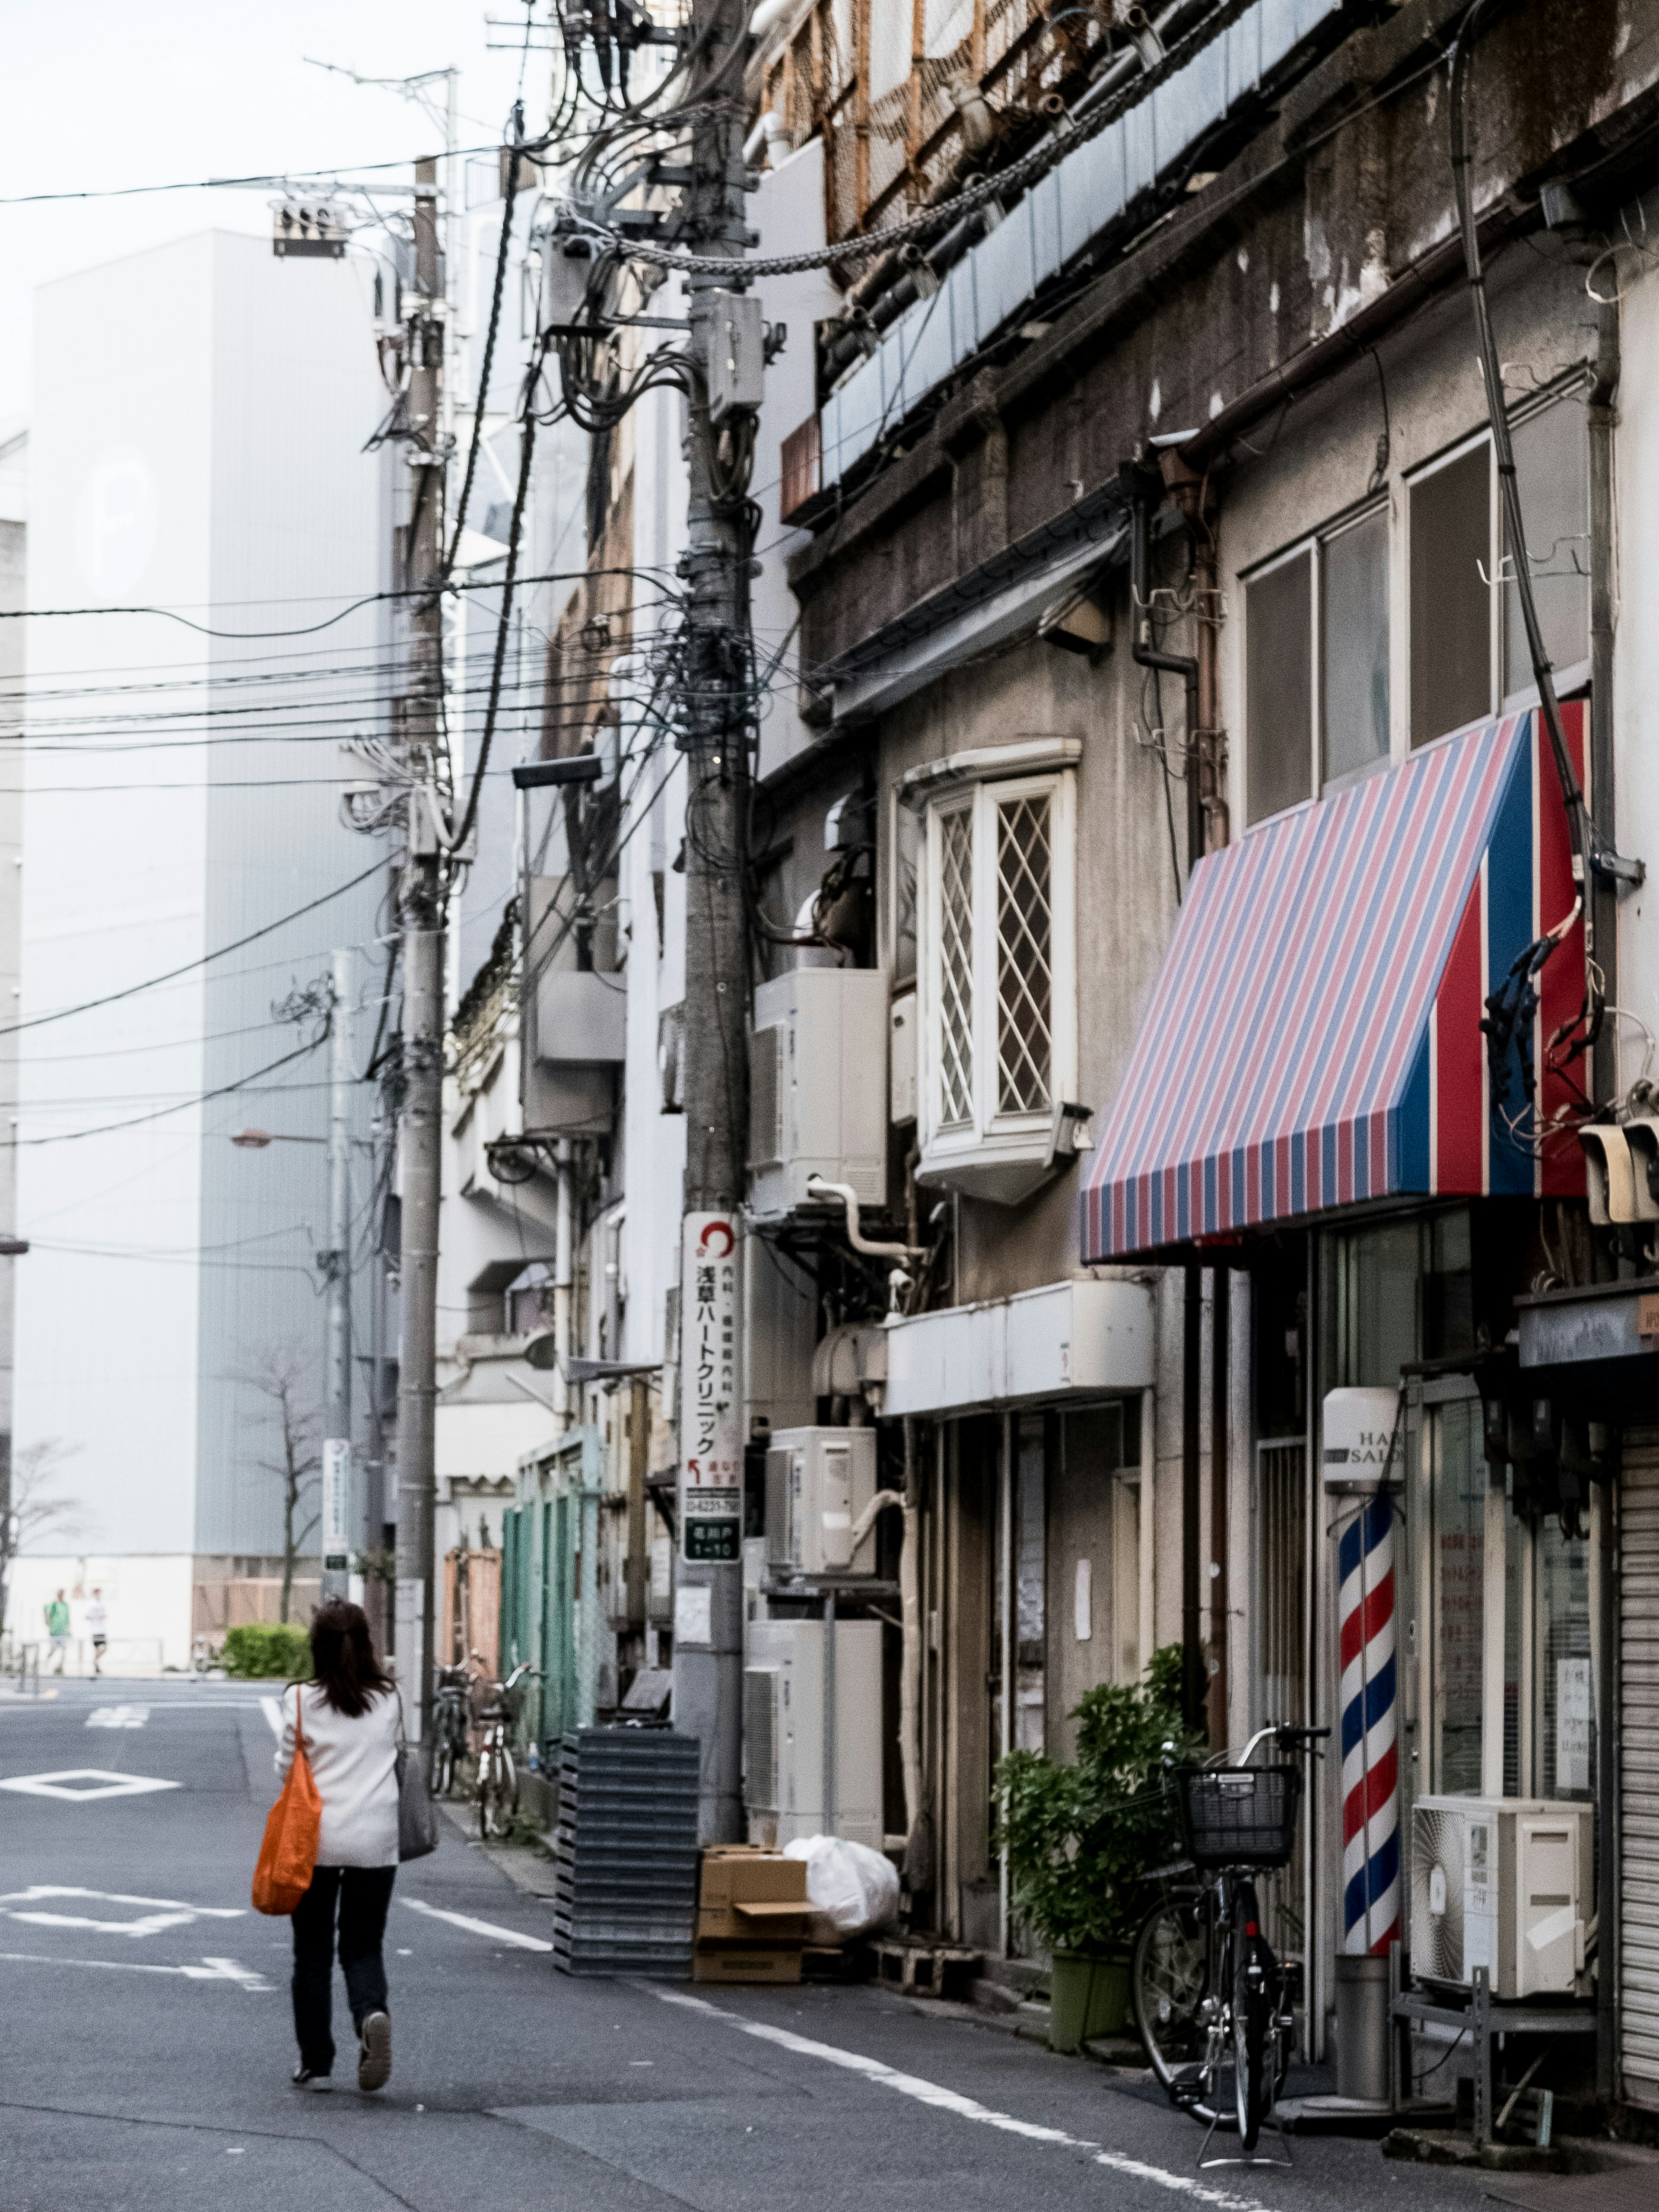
left=679, top=1212, right=740, bottom=1562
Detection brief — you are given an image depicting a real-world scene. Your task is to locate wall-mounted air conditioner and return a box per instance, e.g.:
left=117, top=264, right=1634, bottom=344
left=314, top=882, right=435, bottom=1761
left=1410, top=1796, right=1592, bottom=1999
left=747, top=968, right=887, bottom=1219
left=743, top=1617, right=883, bottom=1850
left=765, top=1425, right=879, bottom=1578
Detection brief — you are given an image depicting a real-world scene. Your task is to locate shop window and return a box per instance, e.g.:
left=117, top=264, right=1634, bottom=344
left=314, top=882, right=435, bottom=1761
left=1427, top=1398, right=1488, bottom=1795
left=1243, top=504, right=1389, bottom=826
left=916, top=770, right=1077, bottom=1200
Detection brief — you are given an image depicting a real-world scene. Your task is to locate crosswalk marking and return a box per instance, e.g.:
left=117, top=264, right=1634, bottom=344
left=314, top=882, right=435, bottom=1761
left=86, top=1705, right=149, bottom=1729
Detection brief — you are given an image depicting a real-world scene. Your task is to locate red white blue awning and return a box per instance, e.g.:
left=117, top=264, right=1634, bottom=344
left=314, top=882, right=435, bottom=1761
left=1080, top=706, right=1586, bottom=1262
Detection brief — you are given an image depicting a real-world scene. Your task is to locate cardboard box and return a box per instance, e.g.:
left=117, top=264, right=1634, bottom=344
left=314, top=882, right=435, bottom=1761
left=693, top=1942, right=803, bottom=1985
left=698, top=1847, right=810, bottom=1944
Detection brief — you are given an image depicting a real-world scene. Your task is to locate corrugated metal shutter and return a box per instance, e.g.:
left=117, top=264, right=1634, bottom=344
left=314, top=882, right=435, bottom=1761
left=1621, top=1430, right=1659, bottom=2110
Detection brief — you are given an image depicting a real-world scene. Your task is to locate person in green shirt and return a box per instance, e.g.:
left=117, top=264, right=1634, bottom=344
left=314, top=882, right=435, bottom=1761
left=44, top=1591, right=70, bottom=1674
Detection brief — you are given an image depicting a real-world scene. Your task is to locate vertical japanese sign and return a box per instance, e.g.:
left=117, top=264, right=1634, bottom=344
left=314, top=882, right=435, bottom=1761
left=679, top=1211, right=740, bottom=1562
left=322, top=1438, right=351, bottom=1573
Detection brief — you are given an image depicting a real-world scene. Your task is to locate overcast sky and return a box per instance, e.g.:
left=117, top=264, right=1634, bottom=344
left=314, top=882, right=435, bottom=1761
left=0, top=1, right=547, bottom=426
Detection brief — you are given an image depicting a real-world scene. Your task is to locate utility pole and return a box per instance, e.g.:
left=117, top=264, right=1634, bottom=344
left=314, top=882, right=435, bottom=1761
left=320, top=947, right=353, bottom=1603
left=671, top=0, right=757, bottom=1844
left=394, top=154, right=448, bottom=1738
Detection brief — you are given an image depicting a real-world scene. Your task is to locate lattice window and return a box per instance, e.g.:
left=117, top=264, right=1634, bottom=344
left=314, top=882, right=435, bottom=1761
left=938, top=804, right=975, bottom=1127
left=995, top=793, right=1052, bottom=1113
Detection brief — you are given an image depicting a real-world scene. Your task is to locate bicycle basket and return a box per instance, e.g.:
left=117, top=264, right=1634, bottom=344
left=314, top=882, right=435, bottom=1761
left=1178, top=1766, right=1302, bottom=1869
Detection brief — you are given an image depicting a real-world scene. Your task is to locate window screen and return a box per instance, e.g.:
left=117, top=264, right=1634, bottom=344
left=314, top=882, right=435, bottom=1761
left=1321, top=506, right=1390, bottom=787
left=1505, top=396, right=1590, bottom=698
left=1245, top=551, right=1313, bottom=825
left=1410, top=444, right=1491, bottom=747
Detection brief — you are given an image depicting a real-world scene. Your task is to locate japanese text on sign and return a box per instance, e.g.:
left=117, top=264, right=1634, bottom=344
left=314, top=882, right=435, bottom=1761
left=679, top=1212, right=740, bottom=1562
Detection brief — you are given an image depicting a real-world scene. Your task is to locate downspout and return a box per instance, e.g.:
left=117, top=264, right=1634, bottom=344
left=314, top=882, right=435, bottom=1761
left=1130, top=459, right=1208, bottom=1732
left=1126, top=464, right=1203, bottom=878
left=554, top=1138, right=574, bottom=1429
left=1539, top=178, right=1621, bottom=2101
left=899, top=1416, right=922, bottom=1856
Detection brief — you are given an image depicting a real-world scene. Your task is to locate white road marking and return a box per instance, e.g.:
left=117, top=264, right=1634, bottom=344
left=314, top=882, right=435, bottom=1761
left=0, top=1951, right=272, bottom=1990
left=260, top=1697, right=284, bottom=1739
left=0, top=1768, right=180, bottom=1802
left=86, top=1705, right=149, bottom=1729
left=402, top=1897, right=554, bottom=1952
left=0, top=1885, right=245, bottom=1939
left=651, top=1990, right=1272, bottom=2212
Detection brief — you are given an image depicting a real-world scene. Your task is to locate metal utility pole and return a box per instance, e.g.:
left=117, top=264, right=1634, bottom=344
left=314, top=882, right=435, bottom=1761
left=671, top=0, right=759, bottom=1844
left=393, top=155, right=448, bottom=1738
left=320, top=947, right=354, bottom=1603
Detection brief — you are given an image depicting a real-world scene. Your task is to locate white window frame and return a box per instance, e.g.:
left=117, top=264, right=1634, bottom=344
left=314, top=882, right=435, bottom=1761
left=915, top=766, right=1077, bottom=1202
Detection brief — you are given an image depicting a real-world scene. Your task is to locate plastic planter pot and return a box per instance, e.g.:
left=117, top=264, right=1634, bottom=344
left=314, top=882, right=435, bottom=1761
left=1047, top=1951, right=1130, bottom=2053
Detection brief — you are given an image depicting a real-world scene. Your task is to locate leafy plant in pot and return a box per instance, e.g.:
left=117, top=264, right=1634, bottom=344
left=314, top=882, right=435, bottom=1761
left=994, top=1646, right=1198, bottom=2053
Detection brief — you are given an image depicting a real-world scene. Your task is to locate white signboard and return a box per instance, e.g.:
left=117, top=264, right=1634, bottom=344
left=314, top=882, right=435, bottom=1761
left=322, top=1438, right=352, bottom=1571
left=1557, top=1656, right=1592, bottom=1792
left=679, top=1211, right=741, bottom=1562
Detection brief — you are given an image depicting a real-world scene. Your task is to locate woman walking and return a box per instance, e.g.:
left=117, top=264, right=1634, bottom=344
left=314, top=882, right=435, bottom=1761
left=275, top=1600, right=401, bottom=2093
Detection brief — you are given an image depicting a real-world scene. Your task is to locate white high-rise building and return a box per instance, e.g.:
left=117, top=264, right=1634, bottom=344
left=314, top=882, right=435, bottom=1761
left=11, top=232, right=386, bottom=1672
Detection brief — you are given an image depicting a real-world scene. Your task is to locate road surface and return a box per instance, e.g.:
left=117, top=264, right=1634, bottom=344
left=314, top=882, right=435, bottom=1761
left=0, top=1675, right=1494, bottom=2212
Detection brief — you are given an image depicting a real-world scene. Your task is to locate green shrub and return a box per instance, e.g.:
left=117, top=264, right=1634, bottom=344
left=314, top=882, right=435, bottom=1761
left=994, top=1645, right=1202, bottom=1958
left=221, top=1623, right=314, bottom=1680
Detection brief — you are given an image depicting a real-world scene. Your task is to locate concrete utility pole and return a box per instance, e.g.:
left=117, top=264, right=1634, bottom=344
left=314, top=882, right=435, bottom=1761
left=671, top=0, right=758, bottom=1844
left=394, top=155, right=447, bottom=1738
left=320, top=947, right=354, bottom=1603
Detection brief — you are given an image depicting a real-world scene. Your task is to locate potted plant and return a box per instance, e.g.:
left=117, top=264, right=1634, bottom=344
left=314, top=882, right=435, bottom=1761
left=995, top=1646, right=1197, bottom=2053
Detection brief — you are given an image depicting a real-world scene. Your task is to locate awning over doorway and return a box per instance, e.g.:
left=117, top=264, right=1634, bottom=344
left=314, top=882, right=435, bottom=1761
left=1081, top=706, right=1586, bottom=1262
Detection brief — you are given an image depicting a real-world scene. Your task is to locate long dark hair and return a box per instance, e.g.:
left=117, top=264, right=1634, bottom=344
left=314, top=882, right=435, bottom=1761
left=308, top=1599, right=394, bottom=1718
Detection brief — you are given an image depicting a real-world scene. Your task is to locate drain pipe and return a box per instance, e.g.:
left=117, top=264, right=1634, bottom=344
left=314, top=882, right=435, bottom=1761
left=899, top=1417, right=922, bottom=1855
left=554, top=1139, right=574, bottom=1429
left=1125, top=462, right=1203, bottom=877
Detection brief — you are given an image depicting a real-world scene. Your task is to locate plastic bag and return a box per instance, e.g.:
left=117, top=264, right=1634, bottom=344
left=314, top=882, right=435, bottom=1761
left=782, top=1834, right=900, bottom=1941
left=253, top=1686, right=321, bottom=1915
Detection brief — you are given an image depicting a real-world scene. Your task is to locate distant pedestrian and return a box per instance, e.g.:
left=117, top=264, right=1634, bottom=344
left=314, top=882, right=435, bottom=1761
left=43, top=1590, right=70, bottom=1674
left=275, top=1599, right=400, bottom=2094
left=85, top=1589, right=108, bottom=1675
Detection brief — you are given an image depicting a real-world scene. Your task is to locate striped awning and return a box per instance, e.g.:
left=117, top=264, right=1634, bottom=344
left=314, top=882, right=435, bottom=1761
left=1080, top=706, right=1586, bottom=1262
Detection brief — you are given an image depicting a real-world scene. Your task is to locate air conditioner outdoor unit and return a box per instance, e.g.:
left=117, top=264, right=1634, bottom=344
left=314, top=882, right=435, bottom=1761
left=742, top=1617, right=883, bottom=1850
left=764, top=1425, right=879, bottom=1578
left=747, top=968, right=887, bottom=1220
left=1409, top=1796, right=1592, bottom=1999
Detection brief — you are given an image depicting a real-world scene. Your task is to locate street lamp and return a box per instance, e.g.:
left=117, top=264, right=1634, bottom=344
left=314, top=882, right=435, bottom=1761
left=229, top=1128, right=326, bottom=1148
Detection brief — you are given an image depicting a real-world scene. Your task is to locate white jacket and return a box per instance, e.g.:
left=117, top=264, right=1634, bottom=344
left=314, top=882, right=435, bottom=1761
left=276, top=1682, right=401, bottom=1869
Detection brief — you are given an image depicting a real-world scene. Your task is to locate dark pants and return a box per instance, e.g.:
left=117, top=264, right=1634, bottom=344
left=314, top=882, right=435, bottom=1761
left=290, top=1865, right=396, bottom=2075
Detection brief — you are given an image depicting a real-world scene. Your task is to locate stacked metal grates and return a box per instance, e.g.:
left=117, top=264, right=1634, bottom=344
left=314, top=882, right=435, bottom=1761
left=550, top=1726, right=699, bottom=1977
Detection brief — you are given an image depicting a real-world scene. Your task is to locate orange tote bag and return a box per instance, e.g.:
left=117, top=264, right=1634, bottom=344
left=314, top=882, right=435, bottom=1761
left=253, top=1684, right=322, bottom=1915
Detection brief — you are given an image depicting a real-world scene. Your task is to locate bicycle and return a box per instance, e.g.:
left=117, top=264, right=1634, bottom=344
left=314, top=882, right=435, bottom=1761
left=428, top=1660, right=477, bottom=1799
left=1131, top=1723, right=1328, bottom=2159
left=474, top=1660, right=540, bottom=1840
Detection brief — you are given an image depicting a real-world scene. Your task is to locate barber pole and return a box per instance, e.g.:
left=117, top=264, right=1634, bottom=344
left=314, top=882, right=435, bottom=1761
left=1338, top=1493, right=1401, bottom=1954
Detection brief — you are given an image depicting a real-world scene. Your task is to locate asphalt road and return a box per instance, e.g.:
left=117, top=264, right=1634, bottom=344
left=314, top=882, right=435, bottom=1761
left=0, top=1675, right=1498, bottom=2212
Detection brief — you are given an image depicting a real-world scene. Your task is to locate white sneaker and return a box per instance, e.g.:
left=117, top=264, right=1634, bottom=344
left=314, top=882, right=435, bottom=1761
left=358, top=2010, right=392, bottom=2094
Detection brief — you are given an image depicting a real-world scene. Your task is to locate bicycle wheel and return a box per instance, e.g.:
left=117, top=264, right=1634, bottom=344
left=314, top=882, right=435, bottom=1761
left=1232, top=1946, right=1269, bottom=2152
left=1132, top=1898, right=1216, bottom=2120
left=477, top=1751, right=502, bottom=1840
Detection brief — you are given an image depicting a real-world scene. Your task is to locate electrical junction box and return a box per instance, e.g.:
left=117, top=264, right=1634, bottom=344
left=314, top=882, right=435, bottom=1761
left=743, top=1617, right=884, bottom=1850
left=706, top=290, right=765, bottom=421
left=747, top=967, right=887, bottom=1220
left=765, top=1425, right=879, bottom=1577
left=543, top=229, right=601, bottom=330
left=1410, top=1796, right=1592, bottom=1999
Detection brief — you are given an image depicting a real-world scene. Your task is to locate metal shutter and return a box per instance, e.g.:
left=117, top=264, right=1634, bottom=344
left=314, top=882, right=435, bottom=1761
left=1621, top=1430, right=1659, bottom=2109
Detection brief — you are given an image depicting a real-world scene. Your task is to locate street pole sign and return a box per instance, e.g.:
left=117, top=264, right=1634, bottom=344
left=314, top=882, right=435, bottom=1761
left=322, top=1437, right=352, bottom=1576
left=679, top=1212, right=740, bottom=1562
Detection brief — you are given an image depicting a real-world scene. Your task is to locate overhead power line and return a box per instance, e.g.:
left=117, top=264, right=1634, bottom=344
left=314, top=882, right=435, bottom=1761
left=0, top=147, right=506, bottom=205
left=0, top=858, right=383, bottom=1041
